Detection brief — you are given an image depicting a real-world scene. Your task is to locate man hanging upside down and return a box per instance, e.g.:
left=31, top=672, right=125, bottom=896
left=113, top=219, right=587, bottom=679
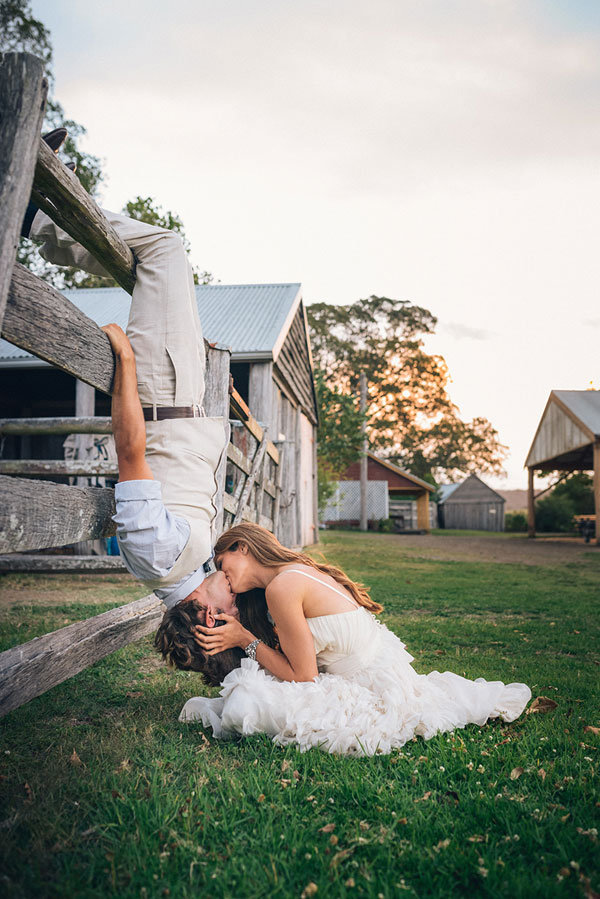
left=22, top=129, right=276, bottom=682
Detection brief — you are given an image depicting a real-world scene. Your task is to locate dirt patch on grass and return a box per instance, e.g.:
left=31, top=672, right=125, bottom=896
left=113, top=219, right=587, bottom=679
left=366, top=533, right=599, bottom=566
left=0, top=573, right=146, bottom=610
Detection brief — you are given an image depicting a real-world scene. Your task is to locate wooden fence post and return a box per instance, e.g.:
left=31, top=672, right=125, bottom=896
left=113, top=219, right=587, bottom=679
left=0, top=53, right=47, bottom=328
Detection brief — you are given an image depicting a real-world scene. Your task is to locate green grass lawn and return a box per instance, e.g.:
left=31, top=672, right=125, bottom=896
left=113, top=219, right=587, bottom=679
left=0, top=531, right=598, bottom=898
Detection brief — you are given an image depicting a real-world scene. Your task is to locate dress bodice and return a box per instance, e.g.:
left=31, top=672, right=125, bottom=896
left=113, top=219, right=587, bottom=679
left=307, top=607, right=385, bottom=676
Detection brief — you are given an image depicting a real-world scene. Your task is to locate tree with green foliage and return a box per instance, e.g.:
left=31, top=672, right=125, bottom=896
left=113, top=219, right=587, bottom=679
left=1, top=0, right=213, bottom=289
left=308, top=295, right=507, bottom=483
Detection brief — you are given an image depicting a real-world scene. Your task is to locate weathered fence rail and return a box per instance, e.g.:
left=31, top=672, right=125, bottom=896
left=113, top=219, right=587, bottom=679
left=0, top=594, right=163, bottom=717
left=0, top=51, right=282, bottom=718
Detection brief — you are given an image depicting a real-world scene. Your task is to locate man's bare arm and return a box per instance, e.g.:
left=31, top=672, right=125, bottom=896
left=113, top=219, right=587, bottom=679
left=102, top=324, right=153, bottom=482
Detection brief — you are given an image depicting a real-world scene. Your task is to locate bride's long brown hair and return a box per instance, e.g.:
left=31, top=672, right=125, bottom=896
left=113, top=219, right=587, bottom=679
left=214, top=523, right=383, bottom=615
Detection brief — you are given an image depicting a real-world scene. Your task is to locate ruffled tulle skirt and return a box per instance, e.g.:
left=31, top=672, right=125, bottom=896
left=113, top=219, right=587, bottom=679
left=179, top=624, right=531, bottom=756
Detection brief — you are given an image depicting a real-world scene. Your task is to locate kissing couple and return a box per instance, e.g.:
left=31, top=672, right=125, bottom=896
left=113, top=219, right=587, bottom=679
left=26, top=137, right=531, bottom=755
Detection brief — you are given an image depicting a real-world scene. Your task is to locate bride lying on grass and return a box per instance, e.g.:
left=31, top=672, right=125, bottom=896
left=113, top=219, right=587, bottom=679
left=155, top=523, right=531, bottom=756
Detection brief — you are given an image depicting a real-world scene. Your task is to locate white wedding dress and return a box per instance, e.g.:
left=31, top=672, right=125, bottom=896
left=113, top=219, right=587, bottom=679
left=179, top=570, right=532, bottom=756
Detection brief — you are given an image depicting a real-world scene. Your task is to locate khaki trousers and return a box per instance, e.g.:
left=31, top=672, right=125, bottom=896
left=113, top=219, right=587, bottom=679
left=33, top=211, right=227, bottom=584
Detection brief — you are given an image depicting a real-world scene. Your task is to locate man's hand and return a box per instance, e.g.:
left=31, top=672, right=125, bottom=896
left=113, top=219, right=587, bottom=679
left=102, top=323, right=135, bottom=361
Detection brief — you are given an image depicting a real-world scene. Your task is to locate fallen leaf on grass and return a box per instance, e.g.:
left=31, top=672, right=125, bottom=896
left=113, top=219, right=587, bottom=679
left=510, top=767, right=524, bottom=780
left=526, top=696, right=558, bottom=715
left=329, top=834, right=339, bottom=846
left=331, top=847, right=354, bottom=867
left=359, top=821, right=370, bottom=831
left=538, top=769, right=547, bottom=781
left=319, top=823, right=335, bottom=833
left=583, top=726, right=600, bottom=736
left=257, top=794, right=265, bottom=803
left=301, top=883, right=318, bottom=898
left=398, top=817, right=408, bottom=825
left=281, top=759, right=290, bottom=773
left=114, top=759, right=131, bottom=774
left=467, top=835, right=485, bottom=843
left=23, top=782, right=33, bottom=802
left=560, top=813, right=570, bottom=822
left=196, top=733, right=211, bottom=752
left=280, top=779, right=291, bottom=789
left=435, top=838, right=451, bottom=850
left=414, top=791, right=432, bottom=802
left=69, top=750, right=83, bottom=767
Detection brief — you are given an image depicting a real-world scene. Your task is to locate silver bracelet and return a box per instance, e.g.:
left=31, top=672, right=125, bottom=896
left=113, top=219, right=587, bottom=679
left=244, top=638, right=262, bottom=661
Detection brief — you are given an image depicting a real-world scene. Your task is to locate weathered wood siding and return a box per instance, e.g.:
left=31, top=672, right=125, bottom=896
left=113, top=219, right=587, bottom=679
left=275, top=302, right=317, bottom=425
left=527, top=398, right=592, bottom=468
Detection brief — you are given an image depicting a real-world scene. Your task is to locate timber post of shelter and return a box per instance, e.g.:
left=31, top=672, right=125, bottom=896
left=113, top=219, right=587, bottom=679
left=0, top=51, right=282, bottom=717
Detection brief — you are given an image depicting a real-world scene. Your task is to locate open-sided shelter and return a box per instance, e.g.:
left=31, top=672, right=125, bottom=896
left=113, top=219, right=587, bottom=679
left=525, top=389, right=600, bottom=545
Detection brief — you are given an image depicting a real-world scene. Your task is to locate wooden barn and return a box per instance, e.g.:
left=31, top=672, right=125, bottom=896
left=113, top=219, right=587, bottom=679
left=438, top=474, right=506, bottom=531
left=525, top=389, right=600, bottom=545
left=0, top=282, right=319, bottom=548
left=324, top=452, right=435, bottom=531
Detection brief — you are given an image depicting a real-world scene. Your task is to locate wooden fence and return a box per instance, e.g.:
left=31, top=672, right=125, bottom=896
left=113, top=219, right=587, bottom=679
left=0, top=52, right=281, bottom=717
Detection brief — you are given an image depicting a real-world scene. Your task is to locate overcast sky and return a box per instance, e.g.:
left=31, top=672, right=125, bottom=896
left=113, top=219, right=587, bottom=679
left=32, top=0, right=600, bottom=489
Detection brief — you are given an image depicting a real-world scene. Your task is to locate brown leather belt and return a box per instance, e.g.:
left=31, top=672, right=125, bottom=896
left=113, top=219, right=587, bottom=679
left=142, top=405, right=202, bottom=421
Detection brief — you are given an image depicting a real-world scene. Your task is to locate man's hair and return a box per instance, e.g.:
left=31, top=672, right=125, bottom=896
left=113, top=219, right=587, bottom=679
left=154, top=587, right=277, bottom=686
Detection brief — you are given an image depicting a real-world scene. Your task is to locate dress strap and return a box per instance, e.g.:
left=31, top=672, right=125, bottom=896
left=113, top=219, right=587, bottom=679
left=273, top=568, right=359, bottom=608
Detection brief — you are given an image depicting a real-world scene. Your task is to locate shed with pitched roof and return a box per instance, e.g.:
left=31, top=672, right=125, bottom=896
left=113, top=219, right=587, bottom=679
left=437, top=474, right=505, bottom=531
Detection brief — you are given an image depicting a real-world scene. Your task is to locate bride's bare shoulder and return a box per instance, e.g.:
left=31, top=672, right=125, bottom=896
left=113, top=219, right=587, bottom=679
left=266, top=567, right=313, bottom=598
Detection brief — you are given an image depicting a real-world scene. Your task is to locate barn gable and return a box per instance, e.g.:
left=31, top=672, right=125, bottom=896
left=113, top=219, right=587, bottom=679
left=526, top=390, right=599, bottom=470
left=440, top=474, right=505, bottom=504
left=342, top=453, right=434, bottom=492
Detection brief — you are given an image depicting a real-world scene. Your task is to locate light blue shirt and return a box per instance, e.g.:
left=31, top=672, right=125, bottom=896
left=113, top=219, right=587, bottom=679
left=113, top=480, right=208, bottom=607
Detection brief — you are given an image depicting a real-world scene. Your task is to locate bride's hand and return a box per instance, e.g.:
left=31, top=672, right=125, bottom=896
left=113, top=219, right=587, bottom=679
left=193, top=614, right=253, bottom=656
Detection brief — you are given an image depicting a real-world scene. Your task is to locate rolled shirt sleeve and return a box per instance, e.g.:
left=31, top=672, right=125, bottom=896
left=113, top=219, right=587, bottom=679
left=113, top=479, right=191, bottom=582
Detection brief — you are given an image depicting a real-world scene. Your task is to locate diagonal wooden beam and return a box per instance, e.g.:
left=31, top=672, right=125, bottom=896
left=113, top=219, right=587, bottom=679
left=0, top=593, right=163, bottom=718
left=32, top=139, right=136, bottom=294
left=0, top=53, right=47, bottom=329
left=233, top=432, right=269, bottom=526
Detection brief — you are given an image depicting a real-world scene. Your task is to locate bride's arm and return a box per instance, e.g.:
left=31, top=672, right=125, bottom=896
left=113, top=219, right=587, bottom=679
left=253, top=581, right=318, bottom=682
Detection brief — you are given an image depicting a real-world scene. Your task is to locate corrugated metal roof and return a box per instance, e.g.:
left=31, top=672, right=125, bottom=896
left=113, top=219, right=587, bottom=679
left=553, top=390, right=600, bottom=437
left=0, top=282, right=302, bottom=363
left=438, top=483, right=460, bottom=503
